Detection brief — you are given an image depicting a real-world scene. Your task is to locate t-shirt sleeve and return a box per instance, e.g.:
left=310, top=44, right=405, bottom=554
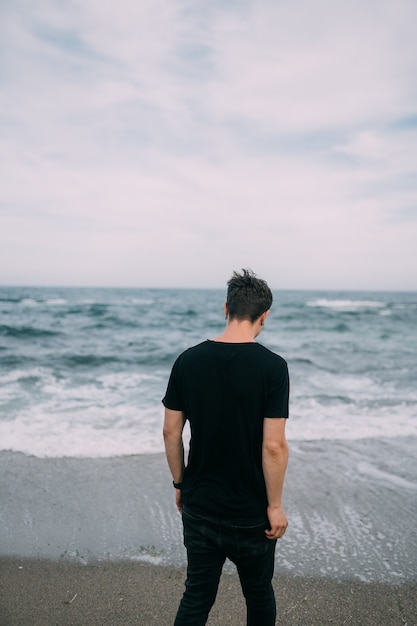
left=264, top=359, right=289, bottom=418
left=162, top=357, right=183, bottom=410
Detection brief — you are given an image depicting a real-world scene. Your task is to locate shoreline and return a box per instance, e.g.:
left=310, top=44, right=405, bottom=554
left=1, top=437, right=416, bottom=584
left=1, top=557, right=416, bottom=625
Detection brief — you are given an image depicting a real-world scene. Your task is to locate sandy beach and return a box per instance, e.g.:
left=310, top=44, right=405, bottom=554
left=1, top=437, right=416, bottom=624
left=1, top=558, right=416, bottom=625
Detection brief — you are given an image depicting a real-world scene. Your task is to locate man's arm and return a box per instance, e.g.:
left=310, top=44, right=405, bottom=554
left=262, top=417, right=289, bottom=539
left=163, top=408, right=186, bottom=513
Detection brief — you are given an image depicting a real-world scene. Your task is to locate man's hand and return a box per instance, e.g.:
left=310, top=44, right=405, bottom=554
left=265, top=504, right=288, bottom=540
left=175, top=488, right=183, bottom=514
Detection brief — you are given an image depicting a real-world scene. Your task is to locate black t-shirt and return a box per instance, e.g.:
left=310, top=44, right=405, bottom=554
left=162, top=340, right=289, bottom=523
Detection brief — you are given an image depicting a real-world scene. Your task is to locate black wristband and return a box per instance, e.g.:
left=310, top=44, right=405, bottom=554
left=173, top=481, right=182, bottom=489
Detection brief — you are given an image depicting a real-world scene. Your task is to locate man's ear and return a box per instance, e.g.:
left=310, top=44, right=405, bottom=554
left=224, top=303, right=229, bottom=319
left=260, top=310, right=270, bottom=325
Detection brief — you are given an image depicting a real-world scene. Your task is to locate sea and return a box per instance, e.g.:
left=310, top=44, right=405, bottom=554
left=1, top=286, right=416, bottom=459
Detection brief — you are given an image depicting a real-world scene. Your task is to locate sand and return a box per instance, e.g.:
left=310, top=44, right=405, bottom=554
left=1, top=558, right=416, bottom=625
left=1, top=437, right=416, bottom=624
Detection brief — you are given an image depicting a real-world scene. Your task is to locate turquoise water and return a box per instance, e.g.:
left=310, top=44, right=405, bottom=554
left=0, top=287, right=416, bottom=457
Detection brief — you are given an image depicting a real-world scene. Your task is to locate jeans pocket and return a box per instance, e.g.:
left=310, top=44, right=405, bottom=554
left=182, top=512, right=206, bottom=550
left=234, top=524, right=273, bottom=558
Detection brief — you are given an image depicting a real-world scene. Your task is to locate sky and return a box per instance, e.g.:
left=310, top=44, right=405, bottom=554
left=1, top=0, right=417, bottom=291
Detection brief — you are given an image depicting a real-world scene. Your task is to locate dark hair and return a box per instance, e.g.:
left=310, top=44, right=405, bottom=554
left=226, top=269, right=273, bottom=322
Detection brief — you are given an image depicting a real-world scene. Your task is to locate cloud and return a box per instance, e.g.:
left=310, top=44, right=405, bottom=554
left=1, top=0, right=417, bottom=289
left=206, top=1, right=417, bottom=132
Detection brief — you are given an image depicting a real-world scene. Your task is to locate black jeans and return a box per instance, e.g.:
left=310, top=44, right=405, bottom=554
left=174, top=508, right=277, bottom=626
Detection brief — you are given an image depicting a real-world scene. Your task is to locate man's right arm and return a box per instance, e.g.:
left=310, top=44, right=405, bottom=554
left=262, top=417, right=289, bottom=539
left=163, top=408, right=185, bottom=513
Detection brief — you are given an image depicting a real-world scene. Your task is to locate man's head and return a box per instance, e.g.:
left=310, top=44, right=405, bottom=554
left=226, top=269, right=273, bottom=323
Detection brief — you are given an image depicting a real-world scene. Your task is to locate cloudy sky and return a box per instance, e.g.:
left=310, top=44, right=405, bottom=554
left=1, top=0, right=417, bottom=290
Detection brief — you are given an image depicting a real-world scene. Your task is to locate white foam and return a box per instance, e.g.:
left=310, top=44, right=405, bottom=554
left=128, top=298, right=155, bottom=306
left=19, top=298, right=38, bottom=307
left=286, top=393, right=417, bottom=441
left=45, top=298, right=68, bottom=306
left=357, top=462, right=417, bottom=490
left=287, top=414, right=417, bottom=441
left=307, top=299, right=386, bottom=311
left=0, top=366, right=52, bottom=383
left=1, top=388, right=415, bottom=458
left=130, top=554, right=163, bottom=565
left=0, top=406, right=167, bottom=458
left=1, top=360, right=414, bottom=458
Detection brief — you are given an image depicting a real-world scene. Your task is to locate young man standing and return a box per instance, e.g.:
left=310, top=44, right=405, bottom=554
left=162, top=269, right=289, bottom=626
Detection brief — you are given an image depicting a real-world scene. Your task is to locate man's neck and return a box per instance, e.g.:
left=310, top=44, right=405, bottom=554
left=213, top=319, right=259, bottom=343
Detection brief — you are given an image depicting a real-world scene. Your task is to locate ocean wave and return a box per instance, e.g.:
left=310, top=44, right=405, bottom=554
left=0, top=354, right=38, bottom=368
left=0, top=366, right=55, bottom=387
left=128, top=298, right=155, bottom=306
left=63, top=354, right=123, bottom=367
left=86, top=304, right=109, bottom=317
left=308, top=393, right=354, bottom=405
left=289, top=357, right=334, bottom=371
left=0, top=325, right=61, bottom=338
left=45, top=298, right=68, bottom=306
left=20, top=298, right=39, bottom=306
left=171, top=308, right=198, bottom=317
left=1, top=398, right=416, bottom=458
left=82, top=317, right=140, bottom=329
left=50, top=302, right=111, bottom=316
left=331, top=322, right=350, bottom=332
left=0, top=406, right=168, bottom=458
left=307, top=299, right=386, bottom=311
left=1, top=297, right=69, bottom=307
left=0, top=297, right=22, bottom=303
left=1, top=286, right=415, bottom=458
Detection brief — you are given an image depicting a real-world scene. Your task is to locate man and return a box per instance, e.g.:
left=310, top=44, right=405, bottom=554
left=162, top=269, right=289, bottom=626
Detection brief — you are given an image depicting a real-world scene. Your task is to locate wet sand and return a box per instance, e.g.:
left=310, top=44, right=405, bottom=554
left=1, top=437, right=416, bottom=624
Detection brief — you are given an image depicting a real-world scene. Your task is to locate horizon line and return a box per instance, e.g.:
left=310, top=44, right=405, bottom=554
left=0, top=284, right=416, bottom=294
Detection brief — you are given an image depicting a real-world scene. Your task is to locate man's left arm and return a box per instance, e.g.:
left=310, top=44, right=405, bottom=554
left=163, top=408, right=185, bottom=513
left=262, top=417, right=289, bottom=539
